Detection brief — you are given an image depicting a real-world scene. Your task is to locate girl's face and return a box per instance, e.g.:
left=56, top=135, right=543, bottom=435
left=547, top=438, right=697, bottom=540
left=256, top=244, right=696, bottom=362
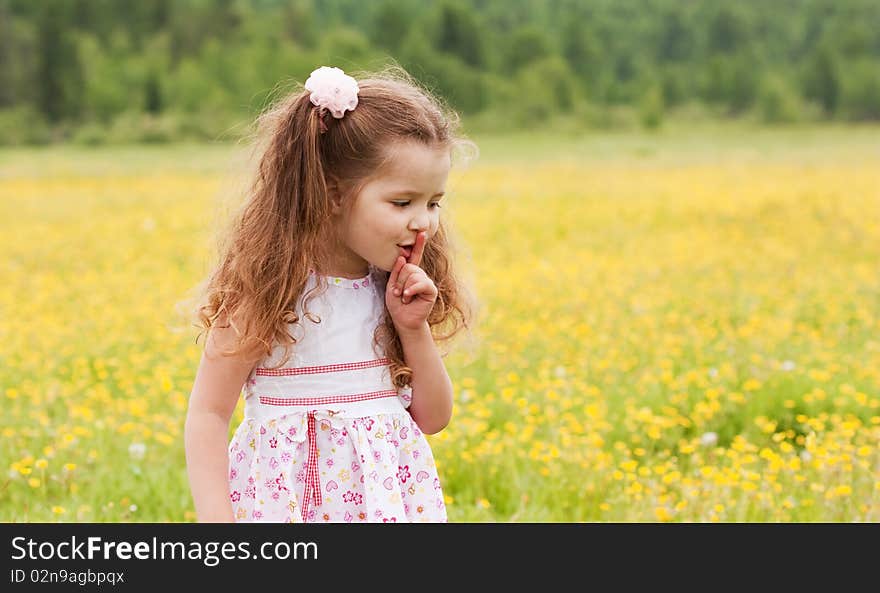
left=330, top=139, right=451, bottom=277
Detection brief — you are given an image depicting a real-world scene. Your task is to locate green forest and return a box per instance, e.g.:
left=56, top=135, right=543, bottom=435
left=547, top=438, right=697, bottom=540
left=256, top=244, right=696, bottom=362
left=2, top=0, right=879, bottom=145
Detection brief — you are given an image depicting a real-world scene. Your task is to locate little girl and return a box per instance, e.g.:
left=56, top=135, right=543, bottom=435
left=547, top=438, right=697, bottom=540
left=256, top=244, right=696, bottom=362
left=184, top=65, right=477, bottom=523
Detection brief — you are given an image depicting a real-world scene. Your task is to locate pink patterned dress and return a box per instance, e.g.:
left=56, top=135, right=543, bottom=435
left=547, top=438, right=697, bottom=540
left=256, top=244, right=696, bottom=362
left=227, top=266, right=447, bottom=523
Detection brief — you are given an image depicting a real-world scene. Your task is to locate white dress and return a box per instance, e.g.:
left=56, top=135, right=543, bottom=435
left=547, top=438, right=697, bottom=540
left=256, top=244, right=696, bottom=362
left=227, top=265, right=447, bottom=523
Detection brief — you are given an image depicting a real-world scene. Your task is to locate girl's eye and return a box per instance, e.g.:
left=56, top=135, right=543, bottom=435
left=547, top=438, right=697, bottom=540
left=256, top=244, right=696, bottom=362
left=392, top=202, right=442, bottom=209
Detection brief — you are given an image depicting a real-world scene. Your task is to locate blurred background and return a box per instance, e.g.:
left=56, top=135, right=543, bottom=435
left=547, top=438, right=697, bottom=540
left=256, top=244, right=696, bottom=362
left=1, top=1, right=878, bottom=523
left=1, top=0, right=879, bottom=144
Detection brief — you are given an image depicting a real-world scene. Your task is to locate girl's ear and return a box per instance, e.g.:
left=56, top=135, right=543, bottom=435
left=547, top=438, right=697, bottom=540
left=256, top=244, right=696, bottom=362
left=327, top=179, right=343, bottom=215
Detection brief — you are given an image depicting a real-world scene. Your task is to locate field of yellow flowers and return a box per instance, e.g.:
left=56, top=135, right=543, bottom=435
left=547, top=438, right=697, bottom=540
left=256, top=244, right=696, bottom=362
left=1, top=125, right=878, bottom=522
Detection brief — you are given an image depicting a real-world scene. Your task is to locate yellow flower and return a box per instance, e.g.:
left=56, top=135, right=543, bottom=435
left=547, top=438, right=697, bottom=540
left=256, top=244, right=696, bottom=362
left=743, top=379, right=761, bottom=391
left=654, top=507, right=673, bottom=522
left=620, top=460, right=638, bottom=472
left=662, top=471, right=681, bottom=485
left=154, top=432, right=173, bottom=445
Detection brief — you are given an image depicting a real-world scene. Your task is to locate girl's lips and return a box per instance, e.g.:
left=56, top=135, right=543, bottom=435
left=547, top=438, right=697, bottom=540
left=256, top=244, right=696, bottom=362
left=397, top=244, right=413, bottom=259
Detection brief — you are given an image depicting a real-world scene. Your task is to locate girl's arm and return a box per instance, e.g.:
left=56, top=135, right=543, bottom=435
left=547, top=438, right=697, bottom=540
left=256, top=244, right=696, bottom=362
left=398, top=322, right=454, bottom=435
left=184, top=316, right=257, bottom=523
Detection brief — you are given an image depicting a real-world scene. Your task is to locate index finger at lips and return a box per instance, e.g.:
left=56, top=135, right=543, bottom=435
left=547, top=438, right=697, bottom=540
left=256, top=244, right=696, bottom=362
left=408, top=231, right=427, bottom=267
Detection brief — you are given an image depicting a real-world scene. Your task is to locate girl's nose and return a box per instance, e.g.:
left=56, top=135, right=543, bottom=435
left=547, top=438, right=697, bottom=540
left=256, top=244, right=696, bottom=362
left=408, top=213, right=430, bottom=232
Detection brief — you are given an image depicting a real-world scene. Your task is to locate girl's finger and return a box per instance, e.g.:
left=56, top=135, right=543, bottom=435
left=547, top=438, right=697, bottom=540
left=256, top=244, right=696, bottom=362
left=408, top=231, right=427, bottom=267
left=402, top=279, right=434, bottom=303
left=388, top=256, right=405, bottom=291
left=395, top=263, right=420, bottom=292
left=401, top=282, right=425, bottom=304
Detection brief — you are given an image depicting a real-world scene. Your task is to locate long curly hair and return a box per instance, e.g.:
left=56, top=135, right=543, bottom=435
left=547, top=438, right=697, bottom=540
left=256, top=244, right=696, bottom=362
left=189, top=64, right=479, bottom=388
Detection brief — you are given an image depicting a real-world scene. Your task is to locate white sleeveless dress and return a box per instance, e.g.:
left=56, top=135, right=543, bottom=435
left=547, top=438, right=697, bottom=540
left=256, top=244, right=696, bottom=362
left=227, top=266, right=447, bottom=523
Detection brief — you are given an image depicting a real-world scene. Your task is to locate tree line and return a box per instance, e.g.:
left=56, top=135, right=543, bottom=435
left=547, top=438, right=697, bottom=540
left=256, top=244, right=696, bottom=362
left=1, top=0, right=879, bottom=145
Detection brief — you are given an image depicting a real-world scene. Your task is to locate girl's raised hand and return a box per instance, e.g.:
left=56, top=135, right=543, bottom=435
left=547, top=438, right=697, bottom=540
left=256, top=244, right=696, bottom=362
left=385, top=231, right=437, bottom=334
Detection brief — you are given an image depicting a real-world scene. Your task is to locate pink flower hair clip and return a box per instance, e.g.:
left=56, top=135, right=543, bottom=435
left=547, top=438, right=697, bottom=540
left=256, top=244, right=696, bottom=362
left=305, top=66, right=359, bottom=132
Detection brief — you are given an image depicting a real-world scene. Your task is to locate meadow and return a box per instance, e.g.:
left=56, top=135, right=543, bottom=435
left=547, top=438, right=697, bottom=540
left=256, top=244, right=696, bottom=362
left=1, top=123, right=878, bottom=522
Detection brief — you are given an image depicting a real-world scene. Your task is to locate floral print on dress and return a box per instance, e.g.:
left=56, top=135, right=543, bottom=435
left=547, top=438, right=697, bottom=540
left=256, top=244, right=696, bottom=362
left=228, top=412, right=446, bottom=523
